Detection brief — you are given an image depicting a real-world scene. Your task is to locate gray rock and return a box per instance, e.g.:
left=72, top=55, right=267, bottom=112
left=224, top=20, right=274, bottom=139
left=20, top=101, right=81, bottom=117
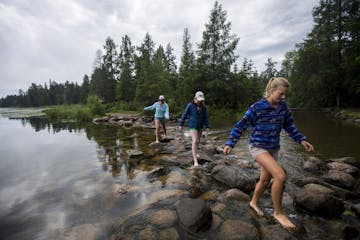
left=218, top=188, right=251, bottom=203
left=327, top=162, right=359, bottom=176
left=217, top=219, right=260, bottom=240
left=327, top=157, right=360, bottom=168
left=323, top=170, right=356, bottom=189
left=260, top=224, right=295, bottom=240
left=126, top=149, right=144, bottom=158
left=211, top=164, right=257, bottom=193
left=303, top=156, right=325, bottom=173
left=294, top=183, right=345, bottom=218
left=176, top=198, right=212, bottom=232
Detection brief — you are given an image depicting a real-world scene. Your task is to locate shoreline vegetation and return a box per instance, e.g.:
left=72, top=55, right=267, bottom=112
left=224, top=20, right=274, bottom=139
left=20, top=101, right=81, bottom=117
left=2, top=104, right=360, bottom=127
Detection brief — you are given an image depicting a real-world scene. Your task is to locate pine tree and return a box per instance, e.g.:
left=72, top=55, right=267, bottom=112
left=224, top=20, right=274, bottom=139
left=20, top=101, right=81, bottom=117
left=135, top=33, right=155, bottom=103
left=197, top=1, right=239, bottom=105
left=116, top=35, right=135, bottom=102
left=178, top=28, right=196, bottom=104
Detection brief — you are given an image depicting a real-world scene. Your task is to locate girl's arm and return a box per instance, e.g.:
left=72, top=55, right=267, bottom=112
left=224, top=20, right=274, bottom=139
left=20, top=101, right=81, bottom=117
left=144, top=102, right=156, bottom=111
left=165, top=103, right=170, bottom=119
left=283, top=109, right=307, bottom=143
left=225, top=107, right=256, bottom=148
left=179, top=103, right=191, bottom=126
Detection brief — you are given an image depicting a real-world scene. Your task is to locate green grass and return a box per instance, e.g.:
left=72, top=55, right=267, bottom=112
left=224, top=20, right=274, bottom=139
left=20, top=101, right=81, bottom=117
left=340, top=109, right=360, bottom=119
left=42, top=101, right=248, bottom=123
left=43, top=105, right=93, bottom=121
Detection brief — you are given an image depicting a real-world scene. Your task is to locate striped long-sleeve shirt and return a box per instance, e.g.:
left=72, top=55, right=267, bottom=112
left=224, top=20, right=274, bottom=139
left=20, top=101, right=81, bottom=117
left=225, top=98, right=306, bottom=150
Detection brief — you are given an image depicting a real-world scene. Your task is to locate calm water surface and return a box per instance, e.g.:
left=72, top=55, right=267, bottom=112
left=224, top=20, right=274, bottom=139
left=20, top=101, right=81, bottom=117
left=0, top=108, right=359, bottom=239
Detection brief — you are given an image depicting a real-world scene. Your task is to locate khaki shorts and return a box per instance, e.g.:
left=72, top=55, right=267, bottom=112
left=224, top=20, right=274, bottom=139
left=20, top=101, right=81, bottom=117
left=248, top=145, right=279, bottom=160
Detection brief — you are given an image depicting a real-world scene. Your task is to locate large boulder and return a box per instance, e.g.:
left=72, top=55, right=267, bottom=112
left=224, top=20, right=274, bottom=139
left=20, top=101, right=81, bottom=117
left=217, top=219, right=260, bottom=240
left=323, top=170, right=356, bottom=189
left=211, top=164, right=257, bottom=194
left=327, top=157, right=360, bottom=168
left=327, top=162, right=359, bottom=176
left=176, top=198, right=212, bottom=233
left=303, top=156, right=325, bottom=173
left=294, top=183, right=345, bottom=218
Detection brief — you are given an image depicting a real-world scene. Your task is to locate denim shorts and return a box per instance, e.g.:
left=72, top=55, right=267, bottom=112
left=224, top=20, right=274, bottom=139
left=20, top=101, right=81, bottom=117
left=248, top=145, right=279, bottom=160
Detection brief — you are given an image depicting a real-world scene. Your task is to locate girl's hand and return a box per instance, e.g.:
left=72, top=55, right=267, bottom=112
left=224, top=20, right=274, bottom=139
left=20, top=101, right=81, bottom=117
left=301, top=140, right=314, bottom=152
left=223, top=145, right=232, bottom=155
left=179, top=126, right=184, bottom=131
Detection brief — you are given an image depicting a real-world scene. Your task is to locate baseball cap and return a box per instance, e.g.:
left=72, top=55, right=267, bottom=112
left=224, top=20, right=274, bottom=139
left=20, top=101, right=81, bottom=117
left=195, top=91, right=205, bottom=101
left=158, top=95, right=165, bottom=100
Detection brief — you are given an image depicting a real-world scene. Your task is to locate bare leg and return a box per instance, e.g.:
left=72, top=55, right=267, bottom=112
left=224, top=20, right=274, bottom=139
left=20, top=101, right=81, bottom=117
left=191, top=130, right=200, bottom=166
left=254, top=152, right=296, bottom=229
left=155, top=119, right=160, bottom=143
left=249, top=165, right=271, bottom=216
left=161, top=120, right=167, bottom=139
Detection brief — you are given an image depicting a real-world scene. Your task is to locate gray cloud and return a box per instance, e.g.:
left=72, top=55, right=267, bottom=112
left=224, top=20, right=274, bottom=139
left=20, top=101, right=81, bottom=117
left=0, top=0, right=318, bottom=97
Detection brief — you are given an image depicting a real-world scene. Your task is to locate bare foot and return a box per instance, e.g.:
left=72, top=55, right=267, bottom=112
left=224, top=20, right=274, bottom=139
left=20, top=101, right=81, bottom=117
left=249, top=202, right=264, bottom=217
left=274, top=213, right=296, bottom=229
left=193, top=161, right=199, bottom=167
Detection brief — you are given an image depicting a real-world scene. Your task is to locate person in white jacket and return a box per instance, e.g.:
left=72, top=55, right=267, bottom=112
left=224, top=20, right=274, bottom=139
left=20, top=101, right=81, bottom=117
left=144, top=95, right=169, bottom=143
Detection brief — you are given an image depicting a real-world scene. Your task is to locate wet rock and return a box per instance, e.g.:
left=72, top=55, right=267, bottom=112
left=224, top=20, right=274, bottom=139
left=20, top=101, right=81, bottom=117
left=210, top=213, right=223, bottom=231
left=165, top=171, right=187, bottom=186
left=149, top=141, right=165, bottom=148
left=139, top=225, right=156, bottom=240
left=117, top=120, right=134, bottom=127
left=323, top=170, right=356, bottom=189
left=260, top=224, right=294, bottom=240
left=113, top=184, right=129, bottom=195
left=93, top=116, right=109, bottom=124
left=211, top=203, right=226, bottom=214
left=60, top=223, right=103, bottom=240
left=211, top=164, right=257, bottom=194
left=303, top=156, right=325, bottom=173
left=293, top=183, right=345, bottom=218
left=158, top=228, right=180, bottom=240
left=328, top=157, right=360, bottom=168
left=150, top=210, right=177, bottom=227
left=350, top=203, right=360, bottom=217
left=199, top=190, right=220, bottom=201
left=218, top=188, right=251, bottom=203
left=176, top=198, right=212, bottom=233
left=147, top=167, right=170, bottom=181
left=327, top=162, right=359, bottom=176
left=148, top=189, right=186, bottom=204
left=292, top=176, right=358, bottom=199
left=217, top=219, right=260, bottom=240
left=126, top=149, right=144, bottom=158
left=157, top=155, right=186, bottom=167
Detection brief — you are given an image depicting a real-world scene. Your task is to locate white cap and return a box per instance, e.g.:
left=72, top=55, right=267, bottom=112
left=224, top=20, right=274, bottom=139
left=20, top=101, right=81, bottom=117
left=195, top=91, right=205, bottom=101
left=158, top=95, right=165, bottom=100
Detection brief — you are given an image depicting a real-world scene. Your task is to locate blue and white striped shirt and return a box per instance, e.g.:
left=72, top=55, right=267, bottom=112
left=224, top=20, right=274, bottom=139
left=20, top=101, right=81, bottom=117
left=225, top=98, right=306, bottom=150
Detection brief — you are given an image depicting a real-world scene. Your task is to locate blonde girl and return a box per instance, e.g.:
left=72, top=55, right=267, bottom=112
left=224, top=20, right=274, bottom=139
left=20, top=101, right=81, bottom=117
left=223, top=77, right=314, bottom=229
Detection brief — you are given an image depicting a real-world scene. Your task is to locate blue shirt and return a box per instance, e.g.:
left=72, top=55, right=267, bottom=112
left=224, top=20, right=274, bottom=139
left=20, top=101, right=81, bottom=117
left=225, top=98, right=306, bottom=150
left=144, top=102, right=169, bottom=119
left=179, top=102, right=210, bottom=129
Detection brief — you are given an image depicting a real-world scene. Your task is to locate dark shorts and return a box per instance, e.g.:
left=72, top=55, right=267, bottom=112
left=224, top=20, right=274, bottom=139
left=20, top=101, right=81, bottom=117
left=155, top=117, right=165, bottom=123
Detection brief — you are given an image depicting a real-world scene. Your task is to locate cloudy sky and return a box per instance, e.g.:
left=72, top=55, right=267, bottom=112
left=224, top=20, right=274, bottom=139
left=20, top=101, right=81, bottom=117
left=0, top=0, right=318, bottom=98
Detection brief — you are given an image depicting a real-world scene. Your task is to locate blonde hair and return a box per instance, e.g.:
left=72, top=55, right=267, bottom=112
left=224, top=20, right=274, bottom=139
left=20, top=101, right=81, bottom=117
left=264, top=77, right=291, bottom=98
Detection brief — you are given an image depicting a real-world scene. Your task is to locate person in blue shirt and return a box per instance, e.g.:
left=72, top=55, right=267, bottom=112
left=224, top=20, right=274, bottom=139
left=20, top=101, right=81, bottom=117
left=144, top=95, right=169, bottom=143
left=223, top=77, right=314, bottom=230
left=179, top=91, right=210, bottom=167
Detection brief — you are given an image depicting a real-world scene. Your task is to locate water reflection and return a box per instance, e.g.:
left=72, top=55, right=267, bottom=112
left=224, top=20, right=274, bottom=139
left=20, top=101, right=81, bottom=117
left=17, top=117, right=157, bottom=179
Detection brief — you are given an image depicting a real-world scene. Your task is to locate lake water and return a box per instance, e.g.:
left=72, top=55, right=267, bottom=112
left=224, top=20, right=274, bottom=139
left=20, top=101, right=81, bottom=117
left=0, top=108, right=359, bottom=239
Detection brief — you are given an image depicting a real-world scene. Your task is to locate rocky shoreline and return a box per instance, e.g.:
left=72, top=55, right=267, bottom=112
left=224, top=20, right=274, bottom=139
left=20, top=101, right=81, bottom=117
left=68, top=114, right=360, bottom=240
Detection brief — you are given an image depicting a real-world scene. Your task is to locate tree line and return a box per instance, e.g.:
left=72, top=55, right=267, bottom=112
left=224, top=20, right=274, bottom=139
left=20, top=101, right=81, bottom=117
left=1, top=0, right=359, bottom=110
